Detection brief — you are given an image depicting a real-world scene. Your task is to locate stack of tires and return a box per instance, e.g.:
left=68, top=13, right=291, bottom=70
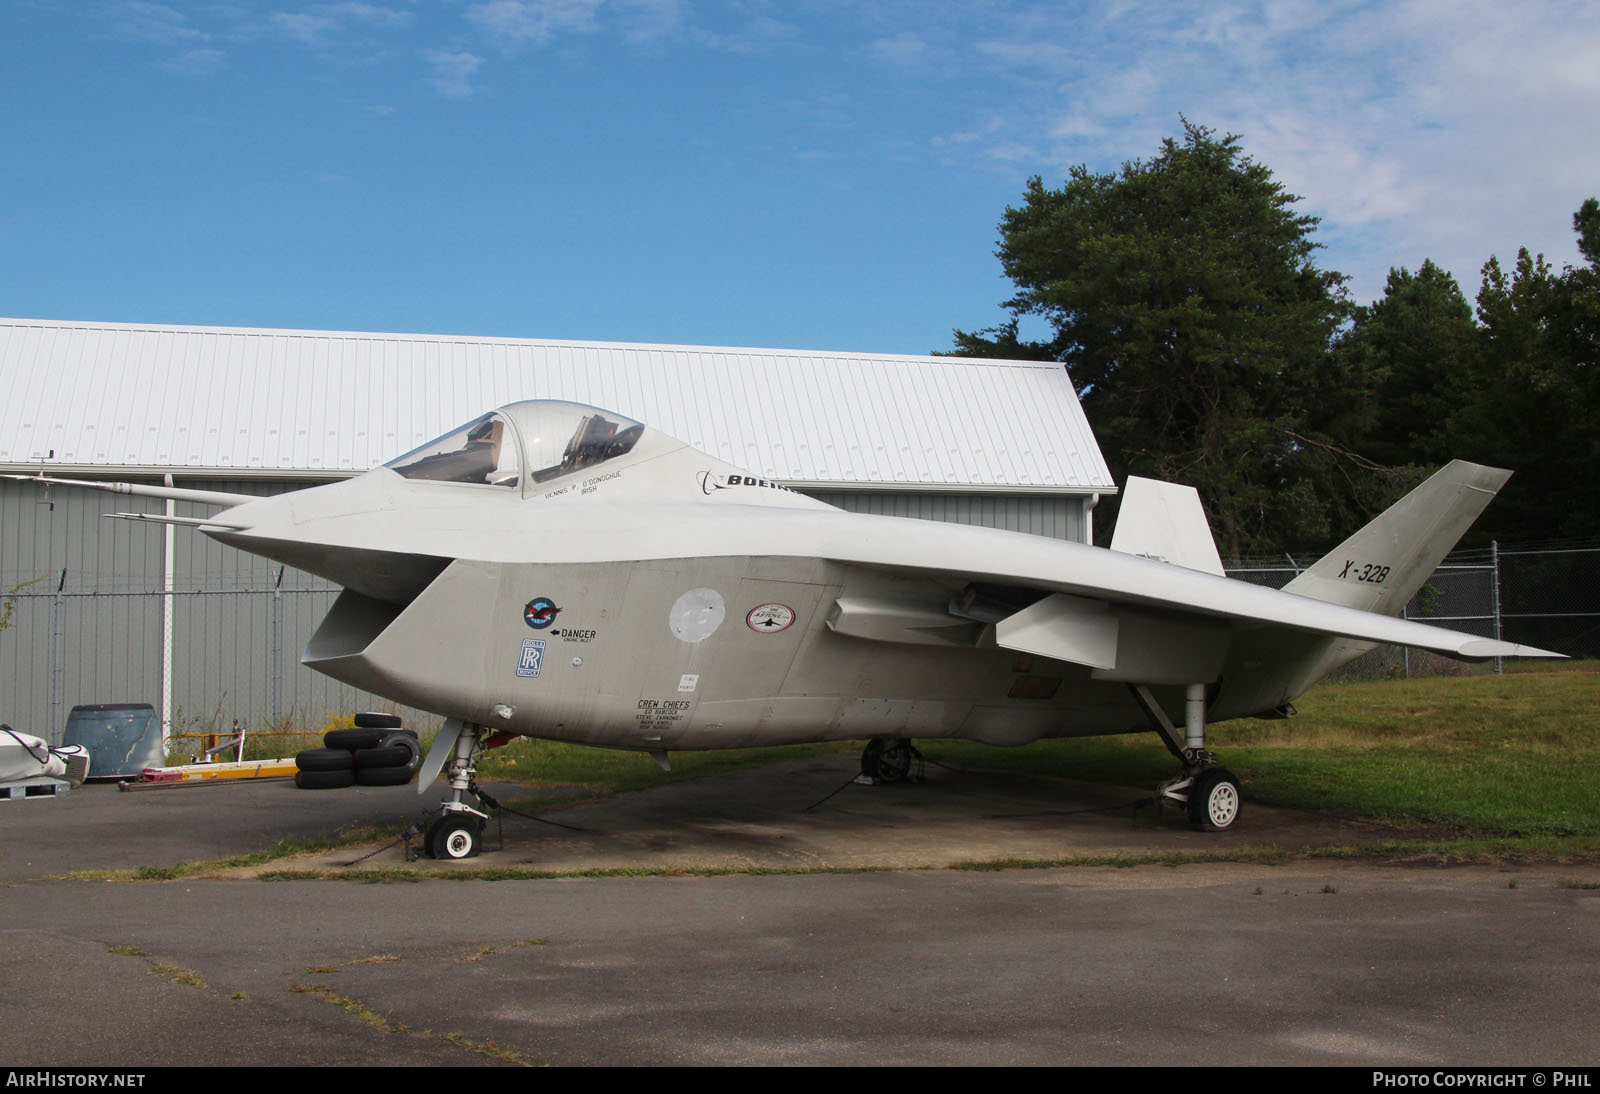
left=294, top=713, right=423, bottom=790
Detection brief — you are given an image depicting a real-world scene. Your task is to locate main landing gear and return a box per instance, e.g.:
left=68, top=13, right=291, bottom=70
left=858, top=736, right=920, bottom=784
left=1129, top=683, right=1241, bottom=832
left=418, top=719, right=497, bottom=859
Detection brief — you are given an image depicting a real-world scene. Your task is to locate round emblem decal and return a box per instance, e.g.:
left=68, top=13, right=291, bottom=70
left=523, top=597, right=562, bottom=630
left=746, top=603, right=796, bottom=633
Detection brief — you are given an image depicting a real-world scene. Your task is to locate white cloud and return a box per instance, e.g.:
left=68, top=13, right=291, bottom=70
left=459, top=0, right=786, bottom=56
left=324, top=2, right=414, bottom=30
left=163, top=46, right=227, bottom=73
left=270, top=11, right=338, bottom=46
left=923, top=0, right=1600, bottom=302
left=103, top=1, right=210, bottom=44
left=424, top=47, right=486, bottom=99
left=864, top=30, right=930, bottom=69
left=268, top=4, right=414, bottom=48
left=614, top=0, right=685, bottom=46
left=692, top=14, right=800, bottom=55
left=466, top=0, right=604, bottom=49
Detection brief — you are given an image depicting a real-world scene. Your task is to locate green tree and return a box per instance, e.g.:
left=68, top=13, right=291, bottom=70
left=1453, top=226, right=1600, bottom=542
left=1574, top=197, right=1600, bottom=268
left=1333, top=260, right=1479, bottom=470
left=952, top=122, right=1360, bottom=558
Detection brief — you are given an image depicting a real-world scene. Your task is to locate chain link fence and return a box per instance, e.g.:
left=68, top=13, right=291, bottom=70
left=1, top=582, right=381, bottom=747
left=1226, top=544, right=1599, bottom=680
left=4, top=545, right=1596, bottom=745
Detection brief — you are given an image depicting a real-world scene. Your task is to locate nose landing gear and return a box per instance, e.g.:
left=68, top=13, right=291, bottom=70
left=417, top=718, right=494, bottom=859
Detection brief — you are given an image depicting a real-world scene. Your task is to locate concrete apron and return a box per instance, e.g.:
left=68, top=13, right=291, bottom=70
left=270, top=754, right=1398, bottom=875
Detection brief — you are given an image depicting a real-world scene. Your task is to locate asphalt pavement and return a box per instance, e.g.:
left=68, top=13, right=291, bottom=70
left=2, top=756, right=1597, bottom=1066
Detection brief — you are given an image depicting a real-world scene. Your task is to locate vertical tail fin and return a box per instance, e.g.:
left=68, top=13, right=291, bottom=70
left=1284, top=461, right=1511, bottom=615
left=1215, top=461, right=1518, bottom=716
left=1109, top=476, right=1226, bottom=576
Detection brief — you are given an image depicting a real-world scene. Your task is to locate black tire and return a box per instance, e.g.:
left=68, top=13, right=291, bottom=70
left=352, top=744, right=413, bottom=770
left=1188, top=768, right=1242, bottom=832
left=296, top=747, right=354, bottom=772
left=377, top=731, right=422, bottom=772
left=877, top=739, right=913, bottom=783
left=861, top=738, right=885, bottom=779
left=353, top=712, right=404, bottom=729
left=324, top=728, right=382, bottom=751
left=295, top=768, right=355, bottom=790
left=354, top=764, right=414, bottom=787
left=429, top=816, right=482, bottom=860
left=861, top=737, right=913, bottom=783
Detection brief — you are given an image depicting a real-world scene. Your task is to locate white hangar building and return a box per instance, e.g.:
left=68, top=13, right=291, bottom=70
left=0, top=318, right=1115, bottom=742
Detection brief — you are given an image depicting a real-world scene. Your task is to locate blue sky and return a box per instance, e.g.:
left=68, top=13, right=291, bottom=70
left=4, top=1, right=1598, bottom=354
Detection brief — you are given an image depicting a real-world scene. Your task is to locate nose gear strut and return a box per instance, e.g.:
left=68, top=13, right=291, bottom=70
left=418, top=719, right=493, bottom=858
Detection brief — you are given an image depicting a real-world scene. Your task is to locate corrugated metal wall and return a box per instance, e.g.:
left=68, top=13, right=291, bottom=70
left=808, top=492, right=1088, bottom=542
left=1, top=478, right=374, bottom=744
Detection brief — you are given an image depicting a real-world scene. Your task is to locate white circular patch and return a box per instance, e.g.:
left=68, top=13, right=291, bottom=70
left=746, top=603, right=796, bottom=633
left=669, top=587, right=726, bottom=643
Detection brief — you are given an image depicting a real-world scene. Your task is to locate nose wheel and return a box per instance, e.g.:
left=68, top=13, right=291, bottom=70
left=426, top=814, right=485, bottom=859
left=417, top=718, right=495, bottom=859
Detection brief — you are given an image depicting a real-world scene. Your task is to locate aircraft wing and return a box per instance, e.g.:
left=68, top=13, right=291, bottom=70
left=486, top=501, right=1559, bottom=672
left=196, top=491, right=1557, bottom=673
left=805, top=458, right=1562, bottom=678
left=800, top=513, right=1557, bottom=670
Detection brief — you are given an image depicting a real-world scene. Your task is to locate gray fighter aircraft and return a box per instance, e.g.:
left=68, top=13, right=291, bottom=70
left=12, top=400, right=1561, bottom=857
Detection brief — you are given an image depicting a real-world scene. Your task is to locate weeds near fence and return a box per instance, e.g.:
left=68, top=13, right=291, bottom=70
left=0, top=574, right=47, bottom=636
left=162, top=707, right=399, bottom=763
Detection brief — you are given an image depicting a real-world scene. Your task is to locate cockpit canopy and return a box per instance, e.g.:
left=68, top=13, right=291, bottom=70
left=385, top=401, right=646, bottom=494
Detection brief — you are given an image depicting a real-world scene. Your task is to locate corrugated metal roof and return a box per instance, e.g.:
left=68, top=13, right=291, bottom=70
left=0, top=318, right=1113, bottom=492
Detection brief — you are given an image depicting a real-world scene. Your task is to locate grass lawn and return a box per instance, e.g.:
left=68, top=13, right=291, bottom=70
left=914, top=665, right=1600, bottom=842
left=462, top=664, right=1600, bottom=842
left=178, top=662, right=1595, bottom=875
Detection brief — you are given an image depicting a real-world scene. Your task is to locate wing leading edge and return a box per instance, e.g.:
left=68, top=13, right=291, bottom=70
left=815, top=459, right=1559, bottom=680
left=984, top=459, right=1559, bottom=677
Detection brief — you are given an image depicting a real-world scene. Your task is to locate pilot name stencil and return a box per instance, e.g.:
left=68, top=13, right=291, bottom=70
left=580, top=470, right=622, bottom=495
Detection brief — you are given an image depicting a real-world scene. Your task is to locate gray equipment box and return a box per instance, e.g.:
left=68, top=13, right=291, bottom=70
left=62, top=704, right=162, bottom=779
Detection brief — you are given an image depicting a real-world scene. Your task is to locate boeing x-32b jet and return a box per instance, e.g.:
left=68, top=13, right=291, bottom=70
left=13, top=400, right=1560, bottom=857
